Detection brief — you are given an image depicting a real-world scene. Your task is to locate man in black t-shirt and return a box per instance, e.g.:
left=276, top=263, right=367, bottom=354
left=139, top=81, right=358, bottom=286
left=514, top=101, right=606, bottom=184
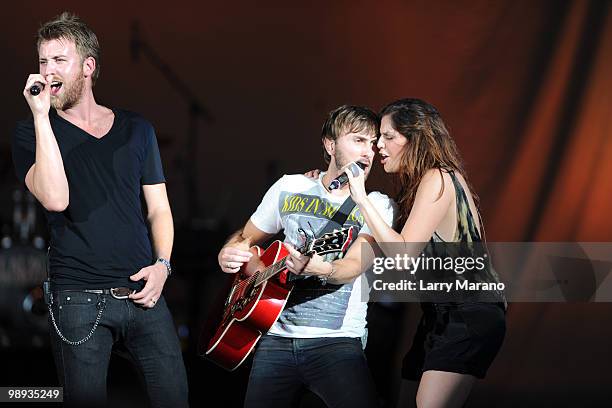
left=12, top=12, right=188, bottom=408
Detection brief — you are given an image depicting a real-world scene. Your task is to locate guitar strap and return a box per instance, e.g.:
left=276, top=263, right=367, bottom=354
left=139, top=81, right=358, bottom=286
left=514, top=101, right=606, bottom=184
left=318, top=196, right=358, bottom=236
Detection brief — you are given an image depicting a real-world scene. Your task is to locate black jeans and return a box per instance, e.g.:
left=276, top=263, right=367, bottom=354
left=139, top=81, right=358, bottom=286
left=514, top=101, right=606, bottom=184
left=244, top=335, right=379, bottom=408
left=48, top=291, right=188, bottom=408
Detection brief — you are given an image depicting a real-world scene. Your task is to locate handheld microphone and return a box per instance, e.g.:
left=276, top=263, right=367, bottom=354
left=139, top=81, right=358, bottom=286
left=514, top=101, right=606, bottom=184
left=328, top=161, right=367, bottom=190
left=29, top=82, right=44, bottom=96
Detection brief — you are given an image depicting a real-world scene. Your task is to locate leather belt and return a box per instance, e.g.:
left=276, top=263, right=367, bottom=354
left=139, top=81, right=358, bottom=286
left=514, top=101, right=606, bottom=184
left=60, top=287, right=136, bottom=300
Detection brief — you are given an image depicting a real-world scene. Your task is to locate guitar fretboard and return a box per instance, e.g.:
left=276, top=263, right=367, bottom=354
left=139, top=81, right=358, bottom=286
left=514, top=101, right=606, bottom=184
left=254, top=257, right=289, bottom=287
left=248, top=227, right=351, bottom=288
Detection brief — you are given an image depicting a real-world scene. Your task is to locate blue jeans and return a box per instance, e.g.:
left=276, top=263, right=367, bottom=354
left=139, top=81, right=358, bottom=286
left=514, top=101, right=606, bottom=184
left=48, top=291, right=188, bottom=408
left=244, top=335, right=379, bottom=408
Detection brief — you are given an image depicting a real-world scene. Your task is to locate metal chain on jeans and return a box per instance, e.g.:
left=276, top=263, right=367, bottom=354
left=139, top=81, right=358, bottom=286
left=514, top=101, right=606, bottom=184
left=47, top=295, right=107, bottom=346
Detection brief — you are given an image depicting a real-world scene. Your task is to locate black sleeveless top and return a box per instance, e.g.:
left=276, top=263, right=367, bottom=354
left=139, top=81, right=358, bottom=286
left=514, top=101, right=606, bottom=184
left=420, top=170, right=506, bottom=304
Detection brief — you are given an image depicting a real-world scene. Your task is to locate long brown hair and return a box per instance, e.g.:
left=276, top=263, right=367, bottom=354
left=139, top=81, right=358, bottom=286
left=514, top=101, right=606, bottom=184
left=380, top=98, right=474, bottom=225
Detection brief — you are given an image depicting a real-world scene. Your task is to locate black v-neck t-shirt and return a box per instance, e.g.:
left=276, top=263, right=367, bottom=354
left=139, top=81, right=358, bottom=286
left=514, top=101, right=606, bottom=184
left=12, top=108, right=165, bottom=290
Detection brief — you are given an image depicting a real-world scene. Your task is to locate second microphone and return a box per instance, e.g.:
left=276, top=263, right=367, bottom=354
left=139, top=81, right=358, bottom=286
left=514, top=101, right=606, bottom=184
left=328, top=162, right=367, bottom=190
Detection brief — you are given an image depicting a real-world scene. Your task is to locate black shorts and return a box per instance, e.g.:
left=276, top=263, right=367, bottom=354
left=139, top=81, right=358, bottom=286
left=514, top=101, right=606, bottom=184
left=402, top=302, right=506, bottom=380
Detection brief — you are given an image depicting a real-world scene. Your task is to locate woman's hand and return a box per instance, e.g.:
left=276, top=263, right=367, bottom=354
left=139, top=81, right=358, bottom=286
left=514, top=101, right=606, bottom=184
left=344, top=162, right=368, bottom=205
left=304, top=169, right=321, bottom=180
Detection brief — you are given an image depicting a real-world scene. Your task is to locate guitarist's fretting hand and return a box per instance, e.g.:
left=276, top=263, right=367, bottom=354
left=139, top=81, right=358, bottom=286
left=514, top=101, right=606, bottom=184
left=285, top=244, right=330, bottom=277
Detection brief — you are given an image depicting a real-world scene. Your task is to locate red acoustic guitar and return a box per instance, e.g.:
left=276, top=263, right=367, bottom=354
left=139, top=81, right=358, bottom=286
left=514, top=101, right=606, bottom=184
left=200, top=227, right=355, bottom=371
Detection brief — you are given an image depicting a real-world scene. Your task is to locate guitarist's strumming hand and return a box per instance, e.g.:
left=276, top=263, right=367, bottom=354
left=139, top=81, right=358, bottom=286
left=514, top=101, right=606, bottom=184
left=218, top=240, right=253, bottom=274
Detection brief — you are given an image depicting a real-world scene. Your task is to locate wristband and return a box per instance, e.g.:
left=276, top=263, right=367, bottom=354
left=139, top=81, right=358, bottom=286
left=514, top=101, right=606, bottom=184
left=156, top=257, right=172, bottom=277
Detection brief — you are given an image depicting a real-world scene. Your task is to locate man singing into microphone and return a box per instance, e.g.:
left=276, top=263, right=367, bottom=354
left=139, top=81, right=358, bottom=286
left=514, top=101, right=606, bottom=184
left=217, top=105, right=396, bottom=407
left=12, top=12, right=188, bottom=407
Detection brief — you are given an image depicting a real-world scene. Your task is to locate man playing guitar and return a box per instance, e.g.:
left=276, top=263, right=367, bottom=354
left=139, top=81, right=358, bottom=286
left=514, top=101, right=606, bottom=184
left=217, top=105, right=396, bottom=408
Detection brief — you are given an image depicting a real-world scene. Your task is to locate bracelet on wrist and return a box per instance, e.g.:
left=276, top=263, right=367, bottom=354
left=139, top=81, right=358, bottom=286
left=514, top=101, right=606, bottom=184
left=319, top=263, right=336, bottom=286
left=156, top=257, right=172, bottom=277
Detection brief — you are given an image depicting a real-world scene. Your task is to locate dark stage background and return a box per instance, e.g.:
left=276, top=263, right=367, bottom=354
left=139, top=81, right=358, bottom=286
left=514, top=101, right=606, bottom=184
left=1, top=1, right=611, bottom=407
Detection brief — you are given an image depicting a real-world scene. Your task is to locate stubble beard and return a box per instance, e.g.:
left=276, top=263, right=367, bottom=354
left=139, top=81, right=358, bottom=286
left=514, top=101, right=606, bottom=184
left=51, top=72, right=85, bottom=111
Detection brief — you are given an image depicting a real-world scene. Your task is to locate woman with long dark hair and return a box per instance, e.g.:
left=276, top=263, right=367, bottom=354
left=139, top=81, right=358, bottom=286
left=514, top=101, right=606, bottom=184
left=287, top=98, right=506, bottom=407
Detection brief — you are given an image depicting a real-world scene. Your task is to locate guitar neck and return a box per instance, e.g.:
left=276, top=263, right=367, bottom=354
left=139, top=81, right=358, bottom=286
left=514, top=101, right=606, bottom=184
left=254, top=257, right=290, bottom=286
left=252, top=227, right=352, bottom=286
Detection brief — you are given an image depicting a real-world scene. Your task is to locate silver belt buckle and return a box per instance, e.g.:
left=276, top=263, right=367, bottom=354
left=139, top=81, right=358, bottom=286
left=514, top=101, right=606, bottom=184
left=110, top=287, right=134, bottom=300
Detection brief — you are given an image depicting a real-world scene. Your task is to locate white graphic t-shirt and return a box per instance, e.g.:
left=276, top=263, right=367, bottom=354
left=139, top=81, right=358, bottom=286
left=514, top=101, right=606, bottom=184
left=250, top=173, right=396, bottom=338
